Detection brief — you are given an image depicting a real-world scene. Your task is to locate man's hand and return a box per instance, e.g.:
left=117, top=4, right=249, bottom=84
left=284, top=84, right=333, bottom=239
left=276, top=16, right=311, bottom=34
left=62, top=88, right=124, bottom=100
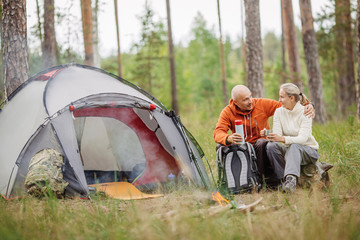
left=227, top=133, right=243, bottom=145
left=304, top=104, right=315, bottom=119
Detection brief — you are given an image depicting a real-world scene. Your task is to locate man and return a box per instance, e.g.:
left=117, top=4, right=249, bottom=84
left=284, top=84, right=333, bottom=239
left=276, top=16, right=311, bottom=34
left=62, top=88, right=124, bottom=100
left=213, top=85, right=314, bottom=187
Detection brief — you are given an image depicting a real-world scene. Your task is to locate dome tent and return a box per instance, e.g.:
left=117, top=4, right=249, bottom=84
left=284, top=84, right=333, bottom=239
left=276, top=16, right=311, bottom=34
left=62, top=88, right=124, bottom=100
left=0, top=63, right=211, bottom=198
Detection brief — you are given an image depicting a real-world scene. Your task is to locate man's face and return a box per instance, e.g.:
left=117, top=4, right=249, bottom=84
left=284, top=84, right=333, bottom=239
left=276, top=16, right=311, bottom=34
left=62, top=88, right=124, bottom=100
left=234, top=92, right=253, bottom=111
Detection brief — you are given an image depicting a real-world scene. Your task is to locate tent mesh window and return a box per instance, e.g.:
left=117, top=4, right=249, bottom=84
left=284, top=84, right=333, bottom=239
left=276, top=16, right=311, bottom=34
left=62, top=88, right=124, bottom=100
left=74, top=107, right=181, bottom=186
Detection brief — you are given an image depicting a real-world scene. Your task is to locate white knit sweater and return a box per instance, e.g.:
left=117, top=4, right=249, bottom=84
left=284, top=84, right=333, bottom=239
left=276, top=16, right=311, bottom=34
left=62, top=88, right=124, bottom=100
left=272, top=102, right=319, bottom=150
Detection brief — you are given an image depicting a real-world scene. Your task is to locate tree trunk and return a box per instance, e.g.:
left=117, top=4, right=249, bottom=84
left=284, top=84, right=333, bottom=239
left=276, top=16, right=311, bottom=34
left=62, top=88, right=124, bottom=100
left=166, top=0, right=179, bottom=113
left=282, top=0, right=302, bottom=90
left=0, top=1, right=3, bottom=101
left=281, top=0, right=287, bottom=84
left=244, top=0, right=264, bottom=98
left=114, top=0, right=123, bottom=77
left=299, top=0, right=327, bottom=123
left=80, top=0, right=94, bottom=65
left=335, top=0, right=356, bottom=115
left=240, top=0, right=247, bottom=82
left=357, top=0, right=360, bottom=119
left=35, top=0, right=43, bottom=44
left=2, top=0, right=28, bottom=98
left=93, top=0, right=100, bottom=68
left=217, top=0, right=228, bottom=106
left=43, top=0, right=57, bottom=69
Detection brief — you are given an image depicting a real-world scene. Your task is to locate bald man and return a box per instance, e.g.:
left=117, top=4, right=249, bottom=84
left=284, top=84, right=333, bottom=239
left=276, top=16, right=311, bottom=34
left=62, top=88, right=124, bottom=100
left=214, top=85, right=314, bottom=187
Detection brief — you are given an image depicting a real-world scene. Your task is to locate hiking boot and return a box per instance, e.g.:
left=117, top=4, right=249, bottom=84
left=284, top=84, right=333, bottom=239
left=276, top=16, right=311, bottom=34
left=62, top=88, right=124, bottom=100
left=282, top=175, right=297, bottom=193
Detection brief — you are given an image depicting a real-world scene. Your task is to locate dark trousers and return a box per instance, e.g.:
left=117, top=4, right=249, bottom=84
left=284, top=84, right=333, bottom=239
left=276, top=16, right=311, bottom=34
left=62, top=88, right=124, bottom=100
left=253, top=139, right=281, bottom=187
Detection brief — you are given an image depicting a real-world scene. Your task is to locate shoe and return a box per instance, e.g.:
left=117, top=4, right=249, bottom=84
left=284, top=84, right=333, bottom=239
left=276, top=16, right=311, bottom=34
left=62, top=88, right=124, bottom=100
left=282, top=175, right=297, bottom=193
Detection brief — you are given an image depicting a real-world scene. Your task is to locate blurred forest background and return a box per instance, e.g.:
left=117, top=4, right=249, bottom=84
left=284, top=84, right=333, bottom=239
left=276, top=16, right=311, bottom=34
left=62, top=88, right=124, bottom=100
left=1, top=0, right=360, bottom=124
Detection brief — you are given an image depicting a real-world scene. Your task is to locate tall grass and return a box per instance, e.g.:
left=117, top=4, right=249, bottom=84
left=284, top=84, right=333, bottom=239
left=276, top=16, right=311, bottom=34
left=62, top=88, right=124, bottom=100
left=1, top=116, right=359, bottom=240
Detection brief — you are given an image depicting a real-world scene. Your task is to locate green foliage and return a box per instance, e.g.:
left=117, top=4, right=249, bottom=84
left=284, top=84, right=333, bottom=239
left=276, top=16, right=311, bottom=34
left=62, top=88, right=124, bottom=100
left=314, top=0, right=359, bottom=118
left=56, top=45, right=83, bottom=66
left=315, top=0, right=338, bottom=118
left=28, top=46, right=83, bottom=77
left=175, top=13, right=234, bottom=116
left=130, top=2, right=168, bottom=95
left=263, top=32, right=281, bottom=63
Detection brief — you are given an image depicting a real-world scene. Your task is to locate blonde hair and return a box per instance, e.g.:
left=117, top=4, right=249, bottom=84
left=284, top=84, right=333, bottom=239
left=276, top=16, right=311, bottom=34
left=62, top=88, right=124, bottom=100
left=280, top=83, right=309, bottom=105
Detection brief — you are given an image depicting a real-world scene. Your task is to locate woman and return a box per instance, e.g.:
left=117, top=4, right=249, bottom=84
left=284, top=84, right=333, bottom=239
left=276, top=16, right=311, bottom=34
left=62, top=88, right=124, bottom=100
left=263, top=83, right=319, bottom=193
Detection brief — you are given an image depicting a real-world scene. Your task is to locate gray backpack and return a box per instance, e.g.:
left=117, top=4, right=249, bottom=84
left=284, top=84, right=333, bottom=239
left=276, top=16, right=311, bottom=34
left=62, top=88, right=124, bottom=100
left=217, top=143, right=261, bottom=194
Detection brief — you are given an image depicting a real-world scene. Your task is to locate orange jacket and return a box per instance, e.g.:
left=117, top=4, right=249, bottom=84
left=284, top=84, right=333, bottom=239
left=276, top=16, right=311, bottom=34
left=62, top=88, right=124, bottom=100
left=214, top=98, right=282, bottom=145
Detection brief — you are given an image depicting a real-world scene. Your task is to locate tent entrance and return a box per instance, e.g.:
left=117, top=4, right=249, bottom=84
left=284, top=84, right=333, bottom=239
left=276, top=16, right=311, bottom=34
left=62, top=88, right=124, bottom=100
left=73, top=107, right=180, bottom=186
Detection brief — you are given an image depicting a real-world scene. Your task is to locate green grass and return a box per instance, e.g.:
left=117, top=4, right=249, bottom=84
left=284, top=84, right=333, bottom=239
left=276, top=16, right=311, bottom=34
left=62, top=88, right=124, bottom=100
left=1, top=116, right=360, bottom=240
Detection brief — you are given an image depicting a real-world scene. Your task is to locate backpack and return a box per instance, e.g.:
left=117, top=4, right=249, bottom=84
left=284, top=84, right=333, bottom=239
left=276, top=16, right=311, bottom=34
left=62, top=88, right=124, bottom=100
left=217, top=143, right=261, bottom=194
left=24, top=149, right=69, bottom=198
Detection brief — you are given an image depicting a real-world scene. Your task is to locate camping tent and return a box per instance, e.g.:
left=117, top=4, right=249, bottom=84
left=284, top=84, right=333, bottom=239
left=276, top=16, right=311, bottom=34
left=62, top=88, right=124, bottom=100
left=0, top=63, right=211, bottom=198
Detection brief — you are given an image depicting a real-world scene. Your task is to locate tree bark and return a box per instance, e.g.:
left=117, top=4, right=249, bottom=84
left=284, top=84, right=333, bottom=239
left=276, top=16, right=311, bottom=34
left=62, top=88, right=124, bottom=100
left=43, top=0, right=57, bottom=69
left=2, top=0, right=28, bottom=98
left=80, top=0, right=94, bottom=65
left=244, top=0, right=264, bottom=98
left=114, top=0, right=123, bottom=77
left=281, top=0, right=287, bottom=84
left=335, top=0, right=356, bottom=115
left=282, top=0, right=302, bottom=90
left=357, top=0, right=360, bottom=119
left=0, top=1, right=3, bottom=101
left=217, top=0, right=228, bottom=106
left=35, top=0, right=43, bottom=44
left=93, top=0, right=100, bottom=67
left=299, top=0, right=327, bottom=123
left=166, top=0, right=179, bottom=113
left=240, top=0, right=247, bottom=82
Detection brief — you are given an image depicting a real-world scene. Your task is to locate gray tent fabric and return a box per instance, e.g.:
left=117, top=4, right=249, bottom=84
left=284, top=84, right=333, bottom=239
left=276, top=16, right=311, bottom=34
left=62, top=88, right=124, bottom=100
left=0, top=81, right=47, bottom=195
left=50, top=111, right=89, bottom=195
left=12, top=123, right=61, bottom=196
left=0, top=64, right=212, bottom=198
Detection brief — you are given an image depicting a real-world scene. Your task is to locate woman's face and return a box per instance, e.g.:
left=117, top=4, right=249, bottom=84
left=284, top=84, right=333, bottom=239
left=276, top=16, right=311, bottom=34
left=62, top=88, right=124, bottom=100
left=279, top=89, right=295, bottom=110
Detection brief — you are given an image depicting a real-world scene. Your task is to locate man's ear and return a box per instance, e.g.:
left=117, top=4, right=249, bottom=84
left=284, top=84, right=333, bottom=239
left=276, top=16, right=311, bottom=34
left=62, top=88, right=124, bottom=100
left=233, top=100, right=239, bottom=107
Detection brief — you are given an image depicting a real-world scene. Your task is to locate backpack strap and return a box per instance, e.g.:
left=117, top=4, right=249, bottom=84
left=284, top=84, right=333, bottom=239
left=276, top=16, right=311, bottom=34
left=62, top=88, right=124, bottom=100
left=246, top=142, right=256, bottom=160
left=216, top=145, right=231, bottom=166
left=246, top=142, right=260, bottom=177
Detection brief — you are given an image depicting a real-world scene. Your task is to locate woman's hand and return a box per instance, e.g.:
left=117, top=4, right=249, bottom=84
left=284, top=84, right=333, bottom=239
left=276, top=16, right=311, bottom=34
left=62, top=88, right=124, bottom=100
left=267, top=133, right=285, bottom=143
left=260, top=128, right=266, bottom=137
